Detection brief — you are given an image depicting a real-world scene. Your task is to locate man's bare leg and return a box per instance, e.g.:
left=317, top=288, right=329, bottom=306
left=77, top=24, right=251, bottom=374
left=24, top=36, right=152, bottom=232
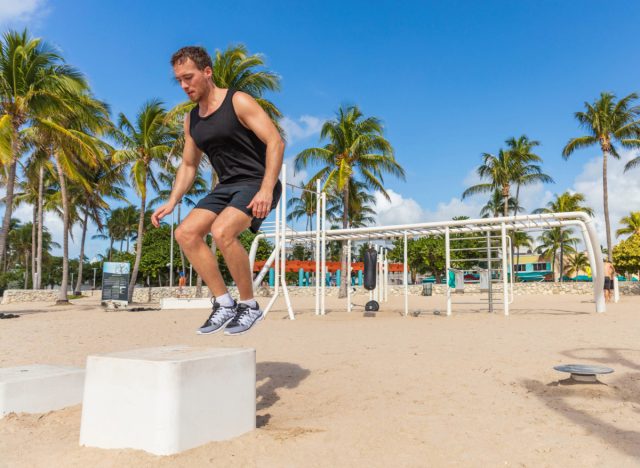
left=210, top=207, right=253, bottom=301
left=175, top=208, right=227, bottom=297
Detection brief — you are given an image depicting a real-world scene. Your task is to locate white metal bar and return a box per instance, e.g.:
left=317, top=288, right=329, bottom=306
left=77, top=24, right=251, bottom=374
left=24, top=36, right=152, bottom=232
left=274, top=171, right=280, bottom=297
left=347, top=239, right=352, bottom=313
left=169, top=209, right=175, bottom=287
left=280, top=164, right=294, bottom=320
left=315, top=179, right=321, bottom=316
left=501, top=222, right=509, bottom=316
left=321, top=191, right=327, bottom=315
left=445, top=227, right=451, bottom=316
left=403, top=231, right=408, bottom=317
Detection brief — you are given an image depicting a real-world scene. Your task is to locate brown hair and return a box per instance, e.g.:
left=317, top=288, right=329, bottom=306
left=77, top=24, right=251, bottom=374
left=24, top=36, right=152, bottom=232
left=170, top=46, right=213, bottom=70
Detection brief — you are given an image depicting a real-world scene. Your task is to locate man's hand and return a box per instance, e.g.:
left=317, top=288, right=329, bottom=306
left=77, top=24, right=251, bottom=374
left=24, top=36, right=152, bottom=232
left=151, top=201, right=177, bottom=228
left=247, top=189, right=273, bottom=219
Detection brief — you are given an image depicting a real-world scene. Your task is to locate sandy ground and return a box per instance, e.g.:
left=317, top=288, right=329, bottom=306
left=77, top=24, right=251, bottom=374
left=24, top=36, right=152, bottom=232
left=1, top=292, right=639, bottom=468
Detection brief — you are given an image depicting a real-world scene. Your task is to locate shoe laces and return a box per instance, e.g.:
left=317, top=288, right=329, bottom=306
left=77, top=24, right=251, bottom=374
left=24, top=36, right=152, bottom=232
left=207, top=300, right=235, bottom=325
left=231, top=303, right=259, bottom=327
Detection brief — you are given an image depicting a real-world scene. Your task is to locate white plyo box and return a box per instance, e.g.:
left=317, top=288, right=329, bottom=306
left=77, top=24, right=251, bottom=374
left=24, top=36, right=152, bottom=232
left=159, top=297, right=211, bottom=310
left=0, top=365, right=85, bottom=417
left=79, top=345, right=256, bottom=455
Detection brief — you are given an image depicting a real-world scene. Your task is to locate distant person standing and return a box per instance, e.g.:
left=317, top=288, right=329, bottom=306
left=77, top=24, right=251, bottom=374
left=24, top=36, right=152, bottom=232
left=603, top=260, right=616, bottom=303
left=178, top=271, right=187, bottom=297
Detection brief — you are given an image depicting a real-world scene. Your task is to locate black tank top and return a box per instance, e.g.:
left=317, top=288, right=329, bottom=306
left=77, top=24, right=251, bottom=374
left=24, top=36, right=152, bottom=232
left=189, top=89, right=267, bottom=185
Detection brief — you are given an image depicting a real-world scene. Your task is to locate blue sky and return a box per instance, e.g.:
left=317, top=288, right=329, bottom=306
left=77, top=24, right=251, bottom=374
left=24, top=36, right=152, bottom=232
left=3, top=0, right=640, bottom=259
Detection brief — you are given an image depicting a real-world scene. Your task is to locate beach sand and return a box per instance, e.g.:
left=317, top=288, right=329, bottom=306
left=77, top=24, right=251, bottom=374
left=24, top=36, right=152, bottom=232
left=1, top=293, right=639, bottom=467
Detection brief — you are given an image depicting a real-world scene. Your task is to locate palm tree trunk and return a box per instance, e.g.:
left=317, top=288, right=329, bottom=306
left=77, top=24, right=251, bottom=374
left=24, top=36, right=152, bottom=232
left=24, top=251, right=29, bottom=289
left=0, top=160, right=18, bottom=267
left=31, top=206, right=37, bottom=289
left=74, top=209, right=89, bottom=295
left=514, top=184, right=521, bottom=217
left=602, top=149, right=613, bottom=261
left=36, top=165, right=44, bottom=289
left=177, top=203, right=186, bottom=276
left=339, top=186, right=349, bottom=298
left=502, top=185, right=510, bottom=217
left=552, top=250, right=557, bottom=283
left=128, top=193, right=146, bottom=303
left=108, top=238, right=114, bottom=261
left=54, top=153, right=70, bottom=303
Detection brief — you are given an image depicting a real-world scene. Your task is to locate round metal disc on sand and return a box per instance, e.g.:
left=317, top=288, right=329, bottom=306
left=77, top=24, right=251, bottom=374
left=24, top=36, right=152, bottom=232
left=553, top=364, right=614, bottom=382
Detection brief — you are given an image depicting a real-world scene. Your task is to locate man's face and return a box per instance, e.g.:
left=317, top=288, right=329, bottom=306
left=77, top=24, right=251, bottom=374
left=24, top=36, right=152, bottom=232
left=173, top=58, right=212, bottom=102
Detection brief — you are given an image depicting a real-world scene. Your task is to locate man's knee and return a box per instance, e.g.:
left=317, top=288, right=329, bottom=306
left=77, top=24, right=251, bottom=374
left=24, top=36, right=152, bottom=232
left=175, top=224, right=201, bottom=247
left=211, top=224, right=237, bottom=249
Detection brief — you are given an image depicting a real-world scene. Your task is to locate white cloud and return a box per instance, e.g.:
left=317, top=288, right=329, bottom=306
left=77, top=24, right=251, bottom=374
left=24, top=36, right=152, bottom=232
left=0, top=0, right=49, bottom=25
left=571, top=149, right=640, bottom=247
left=281, top=115, right=325, bottom=145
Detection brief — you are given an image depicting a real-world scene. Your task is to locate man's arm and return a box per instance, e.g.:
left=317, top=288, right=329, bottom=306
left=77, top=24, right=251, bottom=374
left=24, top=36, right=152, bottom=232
left=151, top=114, right=203, bottom=227
left=233, top=92, right=285, bottom=219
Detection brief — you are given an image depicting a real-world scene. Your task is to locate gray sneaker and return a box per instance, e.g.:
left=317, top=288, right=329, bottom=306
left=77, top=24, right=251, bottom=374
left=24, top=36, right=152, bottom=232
left=224, top=302, right=264, bottom=336
left=196, top=299, right=237, bottom=335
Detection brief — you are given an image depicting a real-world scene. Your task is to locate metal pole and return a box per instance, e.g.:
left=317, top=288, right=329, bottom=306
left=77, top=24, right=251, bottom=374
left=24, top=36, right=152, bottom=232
left=92, top=268, right=97, bottom=289
left=445, top=227, right=451, bottom=316
left=403, top=231, right=408, bottom=317
left=347, top=239, right=352, bottom=313
left=280, top=164, right=294, bottom=319
left=501, top=222, right=509, bottom=316
left=274, top=170, right=281, bottom=297
left=315, top=179, right=321, bottom=315
left=169, top=209, right=174, bottom=287
left=321, top=192, right=327, bottom=315
left=189, top=264, right=192, bottom=287
left=487, top=230, right=493, bottom=313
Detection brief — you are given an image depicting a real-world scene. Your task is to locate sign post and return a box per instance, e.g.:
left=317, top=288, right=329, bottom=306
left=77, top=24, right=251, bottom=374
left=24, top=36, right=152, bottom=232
left=101, top=262, right=130, bottom=306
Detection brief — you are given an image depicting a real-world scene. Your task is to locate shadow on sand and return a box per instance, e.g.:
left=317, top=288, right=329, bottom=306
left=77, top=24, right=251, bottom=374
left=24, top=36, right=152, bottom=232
left=255, top=361, right=311, bottom=427
left=521, top=347, right=640, bottom=459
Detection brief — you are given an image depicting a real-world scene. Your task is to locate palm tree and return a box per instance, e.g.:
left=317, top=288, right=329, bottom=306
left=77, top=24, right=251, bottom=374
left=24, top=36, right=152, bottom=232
left=462, top=150, right=516, bottom=216
left=565, top=252, right=589, bottom=278
left=563, top=92, right=640, bottom=261
left=211, top=44, right=282, bottom=126
left=8, top=222, right=33, bottom=288
left=534, top=192, right=593, bottom=282
left=5, top=156, right=57, bottom=288
left=294, top=105, right=405, bottom=297
left=616, top=211, right=640, bottom=238
left=512, top=230, right=534, bottom=273
left=504, top=135, right=553, bottom=215
left=42, top=91, right=111, bottom=302
left=535, top=228, right=579, bottom=282
left=0, top=29, right=87, bottom=268
left=480, top=189, right=522, bottom=218
left=286, top=183, right=319, bottom=231
left=72, top=160, right=126, bottom=295
left=327, top=179, right=377, bottom=228
left=113, top=100, right=174, bottom=302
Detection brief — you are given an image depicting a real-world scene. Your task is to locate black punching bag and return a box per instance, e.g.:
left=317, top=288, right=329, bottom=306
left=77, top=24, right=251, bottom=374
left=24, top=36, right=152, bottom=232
left=363, top=247, right=377, bottom=290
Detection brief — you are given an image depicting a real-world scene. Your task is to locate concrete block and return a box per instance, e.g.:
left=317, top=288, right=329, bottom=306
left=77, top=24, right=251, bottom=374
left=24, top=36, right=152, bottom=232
left=79, top=345, right=256, bottom=455
left=160, top=297, right=212, bottom=310
left=0, top=365, right=85, bottom=416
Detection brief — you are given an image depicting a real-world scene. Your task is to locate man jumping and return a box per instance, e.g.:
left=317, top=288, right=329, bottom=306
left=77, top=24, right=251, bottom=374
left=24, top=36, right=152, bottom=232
left=151, top=46, right=284, bottom=335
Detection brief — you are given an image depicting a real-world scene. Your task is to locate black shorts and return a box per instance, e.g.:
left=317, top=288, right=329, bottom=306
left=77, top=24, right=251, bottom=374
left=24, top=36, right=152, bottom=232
left=194, top=180, right=282, bottom=233
left=604, top=277, right=613, bottom=290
